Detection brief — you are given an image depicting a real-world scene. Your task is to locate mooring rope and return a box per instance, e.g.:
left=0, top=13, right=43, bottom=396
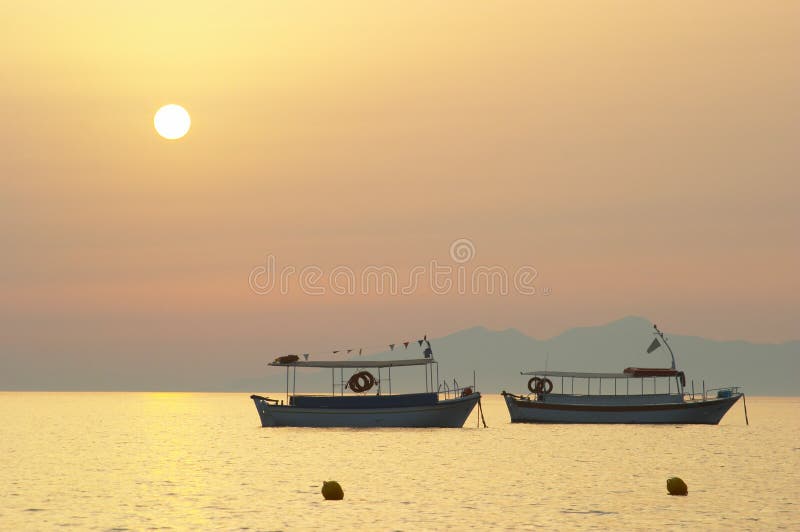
left=742, top=394, right=750, bottom=426
left=477, top=398, right=487, bottom=428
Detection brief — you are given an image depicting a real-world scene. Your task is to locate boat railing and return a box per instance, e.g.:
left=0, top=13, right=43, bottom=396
left=250, top=394, right=284, bottom=406
left=438, top=379, right=475, bottom=400
left=685, top=385, right=741, bottom=402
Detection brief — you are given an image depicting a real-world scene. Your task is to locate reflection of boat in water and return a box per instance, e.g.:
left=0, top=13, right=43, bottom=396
left=502, top=325, right=745, bottom=424
left=250, top=348, right=481, bottom=428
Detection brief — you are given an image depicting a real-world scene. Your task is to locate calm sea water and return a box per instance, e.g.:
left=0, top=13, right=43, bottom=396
left=1, top=393, right=797, bottom=530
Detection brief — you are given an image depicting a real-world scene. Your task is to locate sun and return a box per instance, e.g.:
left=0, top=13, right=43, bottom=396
left=154, top=104, right=191, bottom=140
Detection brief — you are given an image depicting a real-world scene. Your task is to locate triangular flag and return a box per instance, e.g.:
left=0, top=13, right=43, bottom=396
left=424, top=334, right=427, bottom=341
left=417, top=340, right=424, bottom=346
left=403, top=341, right=409, bottom=349
left=389, top=344, right=395, bottom=351
left=359, top=348, right=362, bottom=355
left=333, top=350, right=339, bottom=355
left=347, top=349, right=352, bottom=354
left=646, top=338, right=661, bottom=353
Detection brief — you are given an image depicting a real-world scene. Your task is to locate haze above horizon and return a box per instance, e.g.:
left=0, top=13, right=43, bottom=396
left=1, top=2, right=798, bottom=390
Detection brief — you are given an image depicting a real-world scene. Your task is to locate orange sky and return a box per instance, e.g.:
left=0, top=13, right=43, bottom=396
left=1, top=2, right=798, bottom=387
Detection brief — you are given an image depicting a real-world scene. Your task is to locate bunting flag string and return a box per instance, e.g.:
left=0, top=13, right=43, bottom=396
left=284, top=335, right=431, bottom=361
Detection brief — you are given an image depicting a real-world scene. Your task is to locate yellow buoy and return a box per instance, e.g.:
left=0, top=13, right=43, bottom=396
left=667, top=477, right=688, bottom=496
left=322, top=480, right=344, bottom=500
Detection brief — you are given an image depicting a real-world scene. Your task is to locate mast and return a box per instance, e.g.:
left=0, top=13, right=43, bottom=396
left=653, top=324, right=677, bottom=370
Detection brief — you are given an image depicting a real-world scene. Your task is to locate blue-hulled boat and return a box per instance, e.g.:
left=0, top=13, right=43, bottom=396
left=502, top=324, right=745, bottom=424
left=250, top=356, right=481, bottom=428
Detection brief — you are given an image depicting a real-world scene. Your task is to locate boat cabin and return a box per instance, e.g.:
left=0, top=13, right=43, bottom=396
left=520, top=367, right=691, bottom=405
left=266, top=356, right=473, bottom=407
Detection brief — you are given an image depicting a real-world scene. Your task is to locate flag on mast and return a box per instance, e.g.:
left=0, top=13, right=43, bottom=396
left=646, top=338, right=661, bottom=353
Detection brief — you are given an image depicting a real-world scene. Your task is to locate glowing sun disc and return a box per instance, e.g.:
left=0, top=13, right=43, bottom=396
left=154, top=104, right=191, bottom=139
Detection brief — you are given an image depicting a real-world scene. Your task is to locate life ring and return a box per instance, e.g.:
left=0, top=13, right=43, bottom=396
left=538, top=378, right=553, bottom=394
left=461, top=387, right=473, bottom=397
left=346, top=371, right=376, bottom=393
left=527, top=377, right=542, bottom=394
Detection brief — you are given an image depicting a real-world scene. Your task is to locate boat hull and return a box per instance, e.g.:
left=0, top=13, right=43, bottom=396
left=251, top=393, right=481, bottom=428
left=503, top=393, right=742, bottom=424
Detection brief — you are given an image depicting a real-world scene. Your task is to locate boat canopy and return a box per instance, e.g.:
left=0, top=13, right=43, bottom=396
left=269, top=358, right=435, bottom=369
left=521, top=368, right=684, bottom=380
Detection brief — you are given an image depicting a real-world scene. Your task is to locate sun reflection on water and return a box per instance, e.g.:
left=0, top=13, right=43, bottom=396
left=0, top=393, right=797, bottom=529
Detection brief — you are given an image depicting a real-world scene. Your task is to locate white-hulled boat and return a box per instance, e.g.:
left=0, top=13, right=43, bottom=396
left=250, top=355, right=481, bottom=428
left=502, top=325, right=745, bottom=424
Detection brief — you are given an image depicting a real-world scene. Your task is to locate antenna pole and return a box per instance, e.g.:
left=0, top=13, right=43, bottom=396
left=653, top=324, right=677, bottom=369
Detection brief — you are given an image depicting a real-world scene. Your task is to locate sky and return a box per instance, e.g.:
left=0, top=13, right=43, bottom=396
left=1, top=2, right=798, bottom=389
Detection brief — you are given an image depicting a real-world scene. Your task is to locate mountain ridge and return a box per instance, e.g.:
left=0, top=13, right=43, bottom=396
left=240, top=316, right=799, bottom=395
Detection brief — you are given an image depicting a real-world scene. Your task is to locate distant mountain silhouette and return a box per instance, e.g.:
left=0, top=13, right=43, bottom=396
left=237, top=316, right=799, bottom=395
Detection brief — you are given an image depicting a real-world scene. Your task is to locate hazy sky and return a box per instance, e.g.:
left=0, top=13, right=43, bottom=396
left=1, top=2, right=798, bottom=388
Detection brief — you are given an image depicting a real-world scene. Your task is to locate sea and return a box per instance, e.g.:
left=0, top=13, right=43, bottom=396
left=1, top=393, right=797, bottom=530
